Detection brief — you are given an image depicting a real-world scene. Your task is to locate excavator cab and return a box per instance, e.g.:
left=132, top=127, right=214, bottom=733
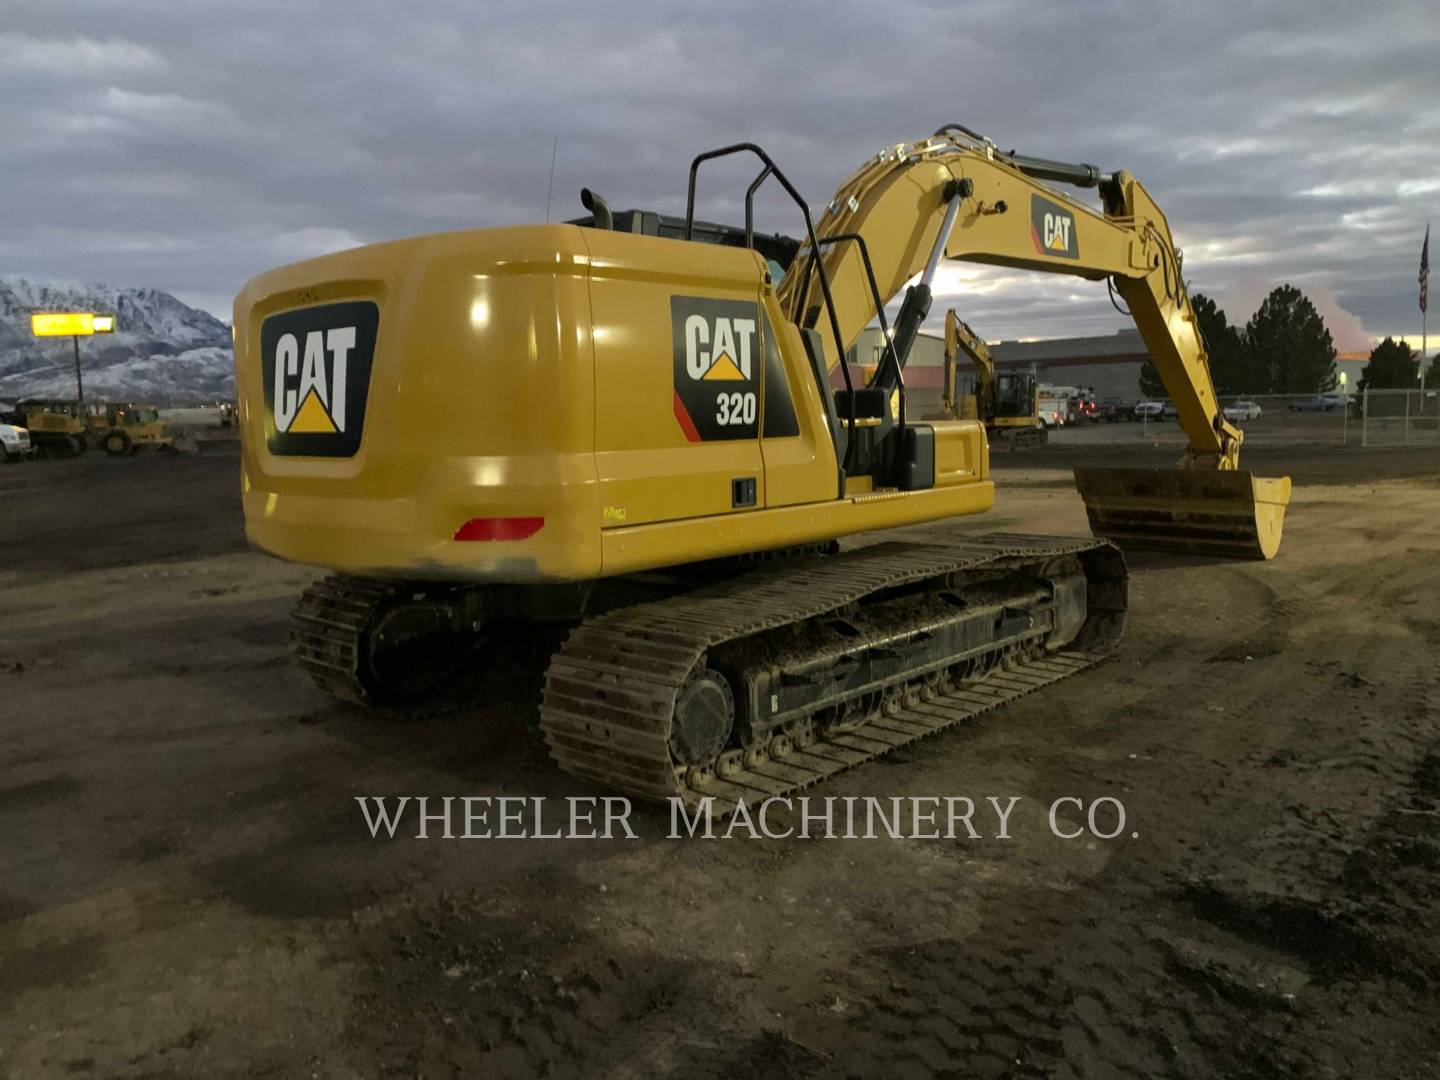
left=994, top=372, right=1035, bottom=421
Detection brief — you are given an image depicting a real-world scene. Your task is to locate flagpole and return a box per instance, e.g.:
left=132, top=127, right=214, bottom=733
left=1422, top=223, right=1430, bottom=396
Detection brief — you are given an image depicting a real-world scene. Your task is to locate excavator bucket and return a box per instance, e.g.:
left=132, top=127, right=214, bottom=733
left=1073, top=468, right=1291, bottom=560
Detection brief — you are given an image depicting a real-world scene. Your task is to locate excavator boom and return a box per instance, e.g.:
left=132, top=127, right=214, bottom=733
left=944, top=309, right=994, bottom=417
left=780, top=127, right=1290, bottom=558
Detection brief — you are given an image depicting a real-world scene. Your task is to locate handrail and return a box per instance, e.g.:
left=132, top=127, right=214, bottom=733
left=797, top=232, right=908, bottom=436
left=685, top=143, right=856, bottom=484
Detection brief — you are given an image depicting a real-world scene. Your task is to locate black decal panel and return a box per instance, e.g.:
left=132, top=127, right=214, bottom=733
left=1029, top=194, right=1080, bottom=260
left=670, top=296, right=761, bottom=442
left=261, top=301, right=378, bottom=457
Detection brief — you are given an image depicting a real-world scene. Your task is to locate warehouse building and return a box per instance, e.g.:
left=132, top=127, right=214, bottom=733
left=840, top=328, right=1383, bottom=414
left=842, top=326, right=1150, bottom=414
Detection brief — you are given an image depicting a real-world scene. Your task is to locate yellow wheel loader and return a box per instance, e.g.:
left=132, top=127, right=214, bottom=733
left=935, top=309, right=1048, bottom=451
left=235, top=125, right=1290, bottom=809
left=87, top=402, right=174, bottom=456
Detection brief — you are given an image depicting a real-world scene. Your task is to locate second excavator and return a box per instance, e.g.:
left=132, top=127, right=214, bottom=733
left=933, top=308, right=1048, bottom=451
left=234, top=125, right=1290, bottom=809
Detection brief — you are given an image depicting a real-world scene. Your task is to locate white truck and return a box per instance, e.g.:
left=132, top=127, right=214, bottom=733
left=0, top=421, right=34, bottom=462
left=1037, top=385, right=1079, bottom=427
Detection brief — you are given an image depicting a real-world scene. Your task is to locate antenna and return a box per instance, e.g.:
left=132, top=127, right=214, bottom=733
left=544, top=136, right=558, bottom=223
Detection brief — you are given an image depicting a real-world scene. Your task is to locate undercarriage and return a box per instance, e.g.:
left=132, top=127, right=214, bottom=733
left=291, top=535, right=1127, bottom=807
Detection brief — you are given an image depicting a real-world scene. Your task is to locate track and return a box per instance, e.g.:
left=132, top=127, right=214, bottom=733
left=290, top=536, right=1126, bottom=808
left=993, top=425, right=1049, bottom=452
left=539, top=534, right=1126, bottom=809
left=290, top=574, right=401, bottom=705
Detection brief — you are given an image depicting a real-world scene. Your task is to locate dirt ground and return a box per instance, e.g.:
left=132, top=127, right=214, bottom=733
left=3, top=442, right=1439, bottom=1079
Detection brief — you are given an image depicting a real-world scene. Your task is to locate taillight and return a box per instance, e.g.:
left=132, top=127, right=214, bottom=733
left=453, top=517, right=545, bottom=541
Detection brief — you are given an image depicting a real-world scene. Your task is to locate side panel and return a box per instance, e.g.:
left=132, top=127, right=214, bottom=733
left=585, top=231, right=766, bottom=531
left=932, top=420, right=988, bottom=488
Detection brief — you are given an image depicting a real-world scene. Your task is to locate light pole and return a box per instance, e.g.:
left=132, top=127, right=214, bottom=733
left=30, top=312, right=116, bottom=402
left=1339, top=371, right=1348, bottom=444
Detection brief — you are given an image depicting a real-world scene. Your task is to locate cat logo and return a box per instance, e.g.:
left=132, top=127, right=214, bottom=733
left=670, top=296, right=760, bottom=442
left=261, top=300, right=378, bottom=457
left=684, top=310, right=754, bottom=382
left=1030, top=194, right=1079, bottom=260
left=274, top=328, right=353, bottom=435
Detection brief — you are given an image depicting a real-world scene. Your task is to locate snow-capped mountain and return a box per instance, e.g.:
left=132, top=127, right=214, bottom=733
left=0, top=276, right=234, bottom=403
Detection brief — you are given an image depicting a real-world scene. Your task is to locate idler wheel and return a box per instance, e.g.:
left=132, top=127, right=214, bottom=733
left=669, top=669, right=734, bottom=767
left=360, top=596, right=471, bottom=705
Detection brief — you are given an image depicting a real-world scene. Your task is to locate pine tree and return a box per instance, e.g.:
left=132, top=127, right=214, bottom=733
left=1193, top=292, right=1252, bottom=395
left=1357, top=337, right=1418, bottom=392
left=1244, top=285, right=1337, bottom=393
left=1137, top=356, right=1164, bottom=399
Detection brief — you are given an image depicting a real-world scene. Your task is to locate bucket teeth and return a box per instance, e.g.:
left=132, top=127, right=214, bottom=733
left=1074, top=467, right=1291, bottom=561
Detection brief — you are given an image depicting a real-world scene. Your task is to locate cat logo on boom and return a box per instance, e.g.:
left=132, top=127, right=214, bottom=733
left=1030, top=194, right=1079, bottom=260
left=670, top=296, right=760, bottom=442
left=261, top=301, right=379, bottom=457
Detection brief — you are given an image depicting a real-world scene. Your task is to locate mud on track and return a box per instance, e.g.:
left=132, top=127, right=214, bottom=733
left=2, top=444, right=1439, bottom=1078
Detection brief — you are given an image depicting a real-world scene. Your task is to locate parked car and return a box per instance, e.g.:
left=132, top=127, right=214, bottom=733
left=1223, top=400, right=1262, bottom=422
left=1161, top=401, right=1179, bottom=420
left=0, top=422, right=34, bottom=462
left=1132, top=401, right=1164, bottom=420
left=1095, top=398, right=1129, bottom=423
left=1288, top=395, right=1340, bottom=412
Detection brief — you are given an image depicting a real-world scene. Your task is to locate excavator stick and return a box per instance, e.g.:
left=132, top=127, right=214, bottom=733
left=1073, top=468, right=1291, bottom=560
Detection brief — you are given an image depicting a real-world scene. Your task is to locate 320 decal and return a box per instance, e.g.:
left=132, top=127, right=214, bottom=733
left=670, top=296, right=761, bottom=441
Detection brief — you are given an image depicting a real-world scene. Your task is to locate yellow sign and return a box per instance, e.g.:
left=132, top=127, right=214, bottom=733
left=30, top=312, right=117, bottom=337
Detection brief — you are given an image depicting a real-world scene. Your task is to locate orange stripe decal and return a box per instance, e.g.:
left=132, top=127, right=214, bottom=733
left=673, top=390, right=701, bottom=442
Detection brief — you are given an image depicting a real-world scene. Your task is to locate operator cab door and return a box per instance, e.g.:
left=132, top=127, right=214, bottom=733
left=758, top=293, right=841, bottom=508
left=588, top=232, right=765, bottom=528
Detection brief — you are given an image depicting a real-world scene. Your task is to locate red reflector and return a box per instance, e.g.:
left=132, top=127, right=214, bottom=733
left=453, top=516, right=545, bottom=541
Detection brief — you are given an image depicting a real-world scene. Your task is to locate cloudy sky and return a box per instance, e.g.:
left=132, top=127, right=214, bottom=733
left=2, top=0, right=1436, bottom=348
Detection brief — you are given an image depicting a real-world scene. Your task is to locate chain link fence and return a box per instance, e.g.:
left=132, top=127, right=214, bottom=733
left=1356, top=388, right=1440, bottom=447
left=1214, top=393, right=1353, bottom=446
left=1050, top=389, right=1440, bottom=449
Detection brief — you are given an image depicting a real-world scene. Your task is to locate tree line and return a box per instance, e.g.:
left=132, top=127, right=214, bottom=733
left=1140, top=284, right=1339, bottom=398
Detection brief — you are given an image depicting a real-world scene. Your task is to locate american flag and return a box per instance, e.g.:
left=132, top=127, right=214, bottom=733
left=1422, top=225, right=1430, bottom=314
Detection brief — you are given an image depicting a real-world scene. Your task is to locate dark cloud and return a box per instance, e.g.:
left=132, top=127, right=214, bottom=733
left=2, top=0, right=1435, bottom=346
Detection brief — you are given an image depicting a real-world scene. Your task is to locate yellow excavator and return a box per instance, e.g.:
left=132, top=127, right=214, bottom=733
left=860, top=311, right=1044, bottom=450
left=936, top=309, right=1047, bottom=451
left=234, top=125, right=1290, bottom=809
